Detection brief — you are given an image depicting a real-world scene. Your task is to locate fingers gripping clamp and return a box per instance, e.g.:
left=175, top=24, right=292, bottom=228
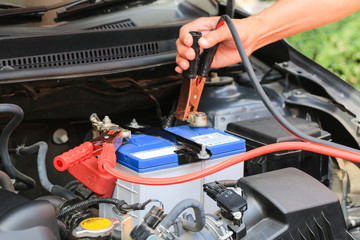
left=183, top=31, right=202, bottom=79
left=175, top=18, right=226, bottom=122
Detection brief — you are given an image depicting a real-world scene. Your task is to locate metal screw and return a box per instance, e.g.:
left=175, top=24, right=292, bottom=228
left=233, top=212, right=242, bottom=220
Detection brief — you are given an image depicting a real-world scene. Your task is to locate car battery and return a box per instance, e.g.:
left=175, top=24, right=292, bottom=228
left=226, top=116, right=331, bottom=184
left=100, top=125, right=245, bottom=226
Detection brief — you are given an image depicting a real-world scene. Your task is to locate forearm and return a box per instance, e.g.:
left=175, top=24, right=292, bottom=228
left=252, top=0, right=360, bottom=50
left=175, top=0, right=360, bottom=71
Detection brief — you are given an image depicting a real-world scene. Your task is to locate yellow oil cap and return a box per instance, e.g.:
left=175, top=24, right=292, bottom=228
left=80, top=217, right=112, bottom=231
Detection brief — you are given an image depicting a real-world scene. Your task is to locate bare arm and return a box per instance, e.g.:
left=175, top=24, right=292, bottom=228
left=254, top=0, right=360, bottom=49
left=175, top=0, right=360, bottom=73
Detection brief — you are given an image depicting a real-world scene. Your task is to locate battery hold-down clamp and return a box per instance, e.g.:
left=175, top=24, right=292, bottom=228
left=175, top=18, right=225, bottom=127
left=54, top=129, right=130, bottom=198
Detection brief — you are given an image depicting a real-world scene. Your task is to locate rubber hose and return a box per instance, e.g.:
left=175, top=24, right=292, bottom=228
left=18, top=142, right=52, bottom=191
left=159, top=199, right=205, bottom=232
left=51, top=185, right=77, bottom=200
left=13, top=181, right=30, bottom=190
left=18, top=142, right=77, bottom=200
left=36, top=195, right=67, bottom=211
left=57, top=219, right=68, bottom=239
left=0, top=104, right=35, bottom=188
left=0, top=170, right=15, bottom=192
left=57, top=198, right=125, bottom=219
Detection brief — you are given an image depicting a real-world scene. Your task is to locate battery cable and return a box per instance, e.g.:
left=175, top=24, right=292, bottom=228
left=103, top=141, right=360, bottom=185
left=102, top=15, right=360, bottom=185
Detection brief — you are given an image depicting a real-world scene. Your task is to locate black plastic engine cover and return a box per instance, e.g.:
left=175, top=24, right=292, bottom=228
left=0, top=189, right=29, bottom=216
left=238, top=168, right=353, bottom=240
left=0, top=190, right=60, bottom=240
left=227, top=116, right=331, bottom=184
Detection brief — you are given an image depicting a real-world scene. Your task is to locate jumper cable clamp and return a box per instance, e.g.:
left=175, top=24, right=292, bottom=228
left=175, top=19, right=225, bottom=127
left=54, top=128, right=130, bottom=197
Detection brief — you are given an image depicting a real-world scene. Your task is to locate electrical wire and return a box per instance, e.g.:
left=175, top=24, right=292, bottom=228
left=57, top=197, right=126, bottom=219
left=220, top=15, right=360, bottom=155
left=101, top=15, right=360, bottom=185
left=150, top=198, right=164, bottom=210
left=103, top=141, right=360, bottom=185
left=123, top=78, right=165, bottom=127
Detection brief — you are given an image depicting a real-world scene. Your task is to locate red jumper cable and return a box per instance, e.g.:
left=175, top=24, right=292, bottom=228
left=54, top=130, right=124, bottom=197
left=54, top=17, right=360, bottom=189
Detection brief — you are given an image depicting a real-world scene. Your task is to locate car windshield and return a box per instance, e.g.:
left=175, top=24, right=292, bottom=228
left=0, top=0, right=68, bottom=7
left=0, top=0, right=217, bottom=32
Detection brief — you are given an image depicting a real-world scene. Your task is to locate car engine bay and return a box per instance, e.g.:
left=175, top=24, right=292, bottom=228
left=0, top=1, right=360, bottom=239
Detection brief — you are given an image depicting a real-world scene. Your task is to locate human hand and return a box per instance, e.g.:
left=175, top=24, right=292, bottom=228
left=175, top=16, right=258, bottom=74
left=176, top=0, right=360, bottom=74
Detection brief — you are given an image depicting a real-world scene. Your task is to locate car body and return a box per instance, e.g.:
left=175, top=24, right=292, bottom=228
left=0, top=1, right=359, bottom=239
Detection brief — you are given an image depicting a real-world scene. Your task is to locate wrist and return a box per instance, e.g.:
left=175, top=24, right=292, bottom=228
left=247, top=14, right=273, bottom=52
left=232, top=15, right=264, bottom=55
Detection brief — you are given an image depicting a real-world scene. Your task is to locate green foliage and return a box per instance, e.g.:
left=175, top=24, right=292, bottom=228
left=286, top=11, right=360, bottom=89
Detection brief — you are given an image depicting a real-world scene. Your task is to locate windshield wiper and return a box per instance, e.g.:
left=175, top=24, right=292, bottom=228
left=56, top=0, right=136, bottom=20
left=0, top=6, right=47, bottom=18
left=0, top=1, right=78, bottom=18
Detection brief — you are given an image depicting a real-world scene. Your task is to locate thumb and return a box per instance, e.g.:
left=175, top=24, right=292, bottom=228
left=198, top=27, right=228, bottom=49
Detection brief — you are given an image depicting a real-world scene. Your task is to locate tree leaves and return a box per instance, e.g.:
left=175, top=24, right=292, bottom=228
left=287, top=11, right=360, bottom=89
